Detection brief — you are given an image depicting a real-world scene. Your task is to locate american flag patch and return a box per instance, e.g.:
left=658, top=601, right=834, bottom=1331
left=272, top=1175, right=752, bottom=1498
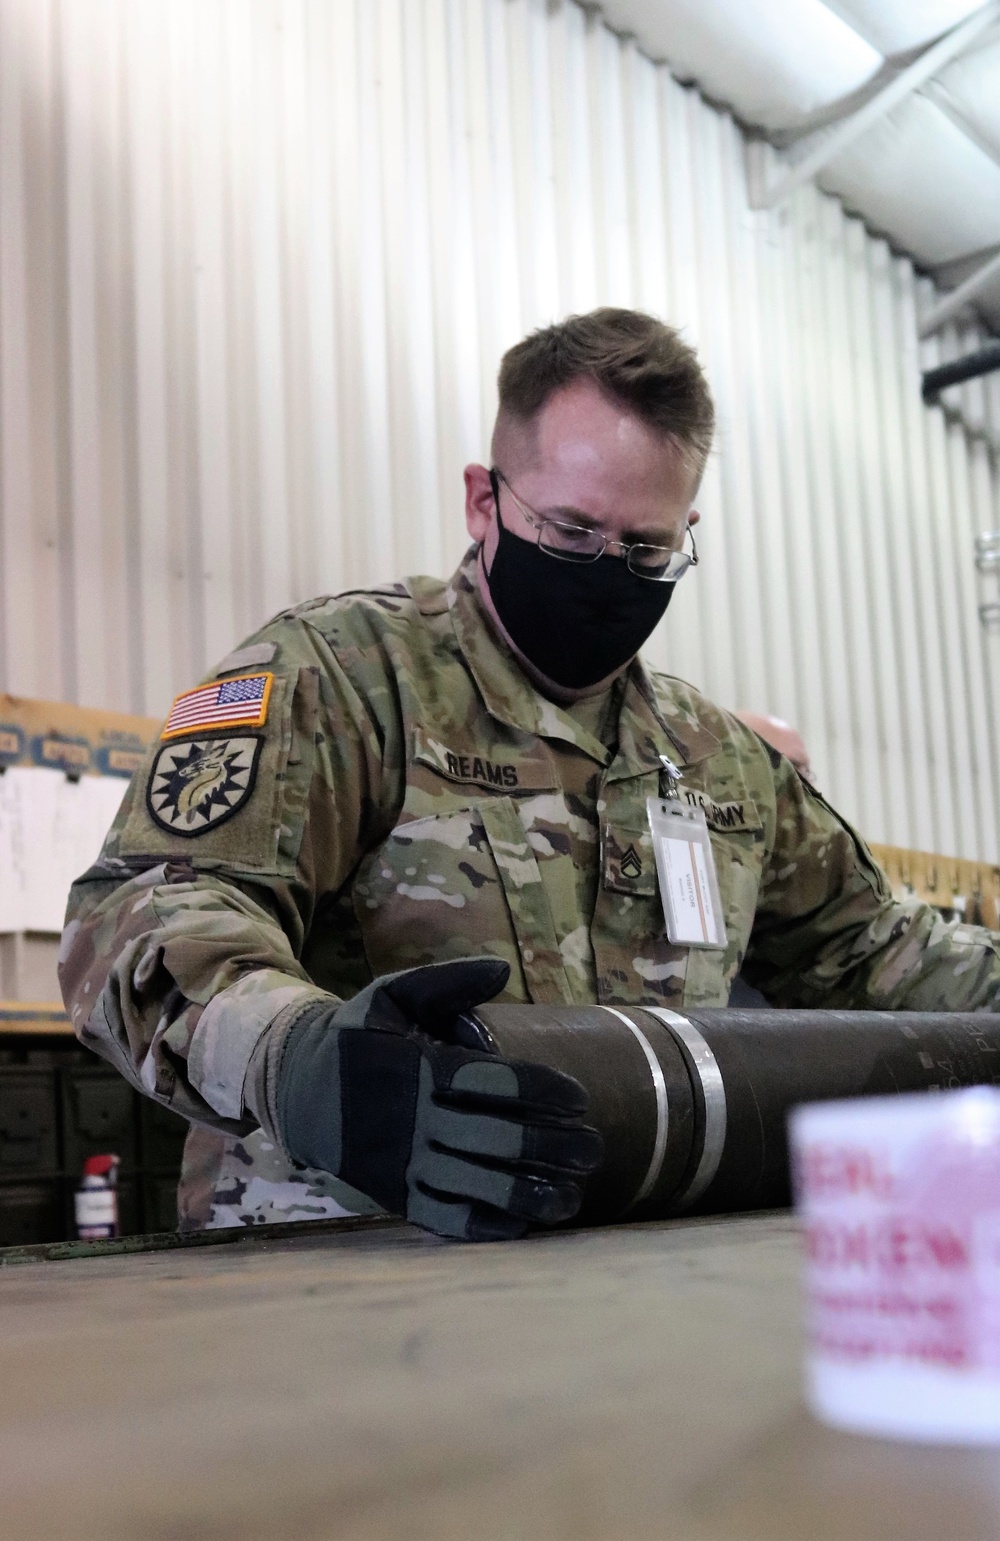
left=161, top=673, right=273, bottom=739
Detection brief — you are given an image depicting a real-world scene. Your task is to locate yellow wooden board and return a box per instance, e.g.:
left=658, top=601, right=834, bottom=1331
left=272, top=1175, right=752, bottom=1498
left=869, top=841, right=1000, bottom=928
left=0, top=1000, right=73, bottom=1034
left=0, top=692, right=159, bottom=777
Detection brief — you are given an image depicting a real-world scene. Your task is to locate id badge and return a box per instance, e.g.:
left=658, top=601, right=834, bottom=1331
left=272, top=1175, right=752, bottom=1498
left=646, top=796, right=727, bottom=950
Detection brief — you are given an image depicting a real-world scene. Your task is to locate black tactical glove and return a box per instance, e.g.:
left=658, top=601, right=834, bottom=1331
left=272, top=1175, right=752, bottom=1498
left=274, top=957, right=603, bottom=1241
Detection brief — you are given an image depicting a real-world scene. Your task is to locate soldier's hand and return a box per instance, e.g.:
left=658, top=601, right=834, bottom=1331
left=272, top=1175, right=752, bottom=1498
left=273, top=958, right=603, bottom=1241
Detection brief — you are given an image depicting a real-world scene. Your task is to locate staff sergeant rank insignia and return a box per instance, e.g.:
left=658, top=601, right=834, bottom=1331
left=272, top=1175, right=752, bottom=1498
left=619, top=843, right=643, bottom=880
left=147, top=737, right=262, bottom=835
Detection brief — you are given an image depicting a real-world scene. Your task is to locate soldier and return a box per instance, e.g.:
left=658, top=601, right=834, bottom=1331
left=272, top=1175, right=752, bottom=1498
left=60, top=308, right=1000, bottom=1241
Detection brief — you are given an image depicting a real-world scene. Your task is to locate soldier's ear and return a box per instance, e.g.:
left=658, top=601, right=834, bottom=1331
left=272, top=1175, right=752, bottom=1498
left=464, top=464, right=497, bottom=542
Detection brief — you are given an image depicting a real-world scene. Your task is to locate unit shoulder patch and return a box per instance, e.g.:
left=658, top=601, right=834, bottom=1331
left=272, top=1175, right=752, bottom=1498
left=161, top=673, right=273, bottom=739
left=147, top=737, right=263, bottom=836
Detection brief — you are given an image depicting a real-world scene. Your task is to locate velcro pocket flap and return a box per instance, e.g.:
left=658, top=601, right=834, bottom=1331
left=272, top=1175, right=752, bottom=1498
left=602, top=823, right=658, bottom=896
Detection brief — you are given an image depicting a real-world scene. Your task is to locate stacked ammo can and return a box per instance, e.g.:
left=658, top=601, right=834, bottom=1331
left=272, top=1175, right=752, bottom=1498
left=0, top=1005, right=188, bottom=1245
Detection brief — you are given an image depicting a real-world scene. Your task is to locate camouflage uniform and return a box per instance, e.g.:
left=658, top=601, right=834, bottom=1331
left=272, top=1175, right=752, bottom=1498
left=59, top=550, right=1000, bottom=1228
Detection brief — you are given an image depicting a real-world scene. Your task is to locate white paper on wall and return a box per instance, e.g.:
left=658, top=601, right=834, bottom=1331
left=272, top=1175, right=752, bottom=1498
left=0, top=772, right=26, bottom=933
left=0, top=768, right=127, bottom=934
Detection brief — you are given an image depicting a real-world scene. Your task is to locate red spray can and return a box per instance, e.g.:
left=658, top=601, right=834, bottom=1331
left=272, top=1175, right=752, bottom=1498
left=74, top=1154, right=120, bottom=1240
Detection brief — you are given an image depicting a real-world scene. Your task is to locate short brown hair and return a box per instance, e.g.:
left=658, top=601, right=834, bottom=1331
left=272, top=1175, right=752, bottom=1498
left=497, top=308, right=714, bottom=481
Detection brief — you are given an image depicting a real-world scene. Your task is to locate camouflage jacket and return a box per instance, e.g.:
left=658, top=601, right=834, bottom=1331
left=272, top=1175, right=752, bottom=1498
left=59, top=550, right=1000, bottom=1229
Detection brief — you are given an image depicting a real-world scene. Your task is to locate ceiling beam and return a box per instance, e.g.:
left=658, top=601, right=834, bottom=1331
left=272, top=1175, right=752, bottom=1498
left=749, top=2, right=1000, bottom=211
left=923, top=79, right=1000, bottom=173
left=919, top=247, right=1000, bottom=336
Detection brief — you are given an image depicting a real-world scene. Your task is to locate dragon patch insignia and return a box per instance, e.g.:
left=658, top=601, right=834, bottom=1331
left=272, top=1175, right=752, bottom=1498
left=147, top=737, right=262, bottom=836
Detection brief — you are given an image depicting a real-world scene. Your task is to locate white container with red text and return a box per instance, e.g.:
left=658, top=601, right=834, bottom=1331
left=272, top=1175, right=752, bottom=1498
left=790, top=1087, right=1000, bottom=1445
left=74, top=1153, right=121, bottom=1241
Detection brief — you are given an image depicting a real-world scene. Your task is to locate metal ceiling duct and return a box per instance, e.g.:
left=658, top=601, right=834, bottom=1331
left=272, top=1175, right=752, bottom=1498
left=599, top=0, right=1000, bottom=329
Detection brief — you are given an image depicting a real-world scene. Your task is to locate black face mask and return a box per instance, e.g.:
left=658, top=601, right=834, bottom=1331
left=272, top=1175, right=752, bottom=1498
left=484, top=482, right=676, bottom=691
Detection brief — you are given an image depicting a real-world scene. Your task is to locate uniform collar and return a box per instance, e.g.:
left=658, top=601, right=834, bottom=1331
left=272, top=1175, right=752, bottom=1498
left=445, top=549, right=719, bottom=775
left=610, top=655, right=719, bottom=782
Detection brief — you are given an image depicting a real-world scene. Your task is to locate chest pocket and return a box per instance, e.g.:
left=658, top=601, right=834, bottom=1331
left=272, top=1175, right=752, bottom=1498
left=353, top=734, right=576, bottom=1005
left=597, top=784, right=766, bottom=1007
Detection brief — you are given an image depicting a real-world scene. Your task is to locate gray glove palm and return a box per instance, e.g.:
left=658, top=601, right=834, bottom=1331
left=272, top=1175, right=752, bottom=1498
left=274, top=958, right=603, bottom=1241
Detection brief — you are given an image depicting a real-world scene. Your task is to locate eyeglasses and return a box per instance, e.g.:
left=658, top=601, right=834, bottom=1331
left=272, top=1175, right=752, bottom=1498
left=490, top=468, right=698, bottom=583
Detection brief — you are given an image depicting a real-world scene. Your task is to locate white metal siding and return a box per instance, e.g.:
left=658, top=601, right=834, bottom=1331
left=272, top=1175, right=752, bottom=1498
left=1, top=0, right=998, bottom=856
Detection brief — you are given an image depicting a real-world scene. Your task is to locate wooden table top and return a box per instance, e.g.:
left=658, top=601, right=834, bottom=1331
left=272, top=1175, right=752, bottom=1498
left=0, top=1212, right=997, bottom=1540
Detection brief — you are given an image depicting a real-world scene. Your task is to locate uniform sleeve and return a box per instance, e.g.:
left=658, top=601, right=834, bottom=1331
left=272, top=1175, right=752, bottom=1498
left=58, top=613, right=399, bottom=1132
left=744, top=753, right=1000, bottom=1011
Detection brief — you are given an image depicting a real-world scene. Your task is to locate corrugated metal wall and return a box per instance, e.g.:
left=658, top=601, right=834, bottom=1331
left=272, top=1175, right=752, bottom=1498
left=1, top=0, right=998, bottom=857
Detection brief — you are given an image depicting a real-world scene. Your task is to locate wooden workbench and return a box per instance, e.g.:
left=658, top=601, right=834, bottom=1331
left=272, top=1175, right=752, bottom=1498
left=0, top=1212, right=997, bottom=1540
